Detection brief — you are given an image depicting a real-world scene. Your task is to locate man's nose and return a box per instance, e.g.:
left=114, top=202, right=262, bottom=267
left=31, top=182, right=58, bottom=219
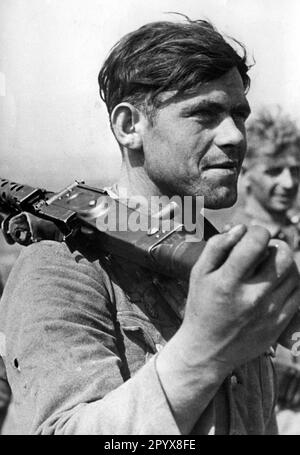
left=214, top=116, right=245, bottom=148
left=278, top=168, right=295, bottom=189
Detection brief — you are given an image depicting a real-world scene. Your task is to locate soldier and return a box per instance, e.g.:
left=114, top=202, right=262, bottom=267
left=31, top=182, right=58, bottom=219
left=1, top=18, right=300, bottom=435
left=232, top=108, right=300, bottom=434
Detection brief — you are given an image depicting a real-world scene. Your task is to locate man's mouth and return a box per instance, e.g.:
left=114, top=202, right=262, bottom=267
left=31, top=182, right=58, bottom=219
left=204, top=161, right=239, bottom=170
left=273, top=193, right=295, bottom=202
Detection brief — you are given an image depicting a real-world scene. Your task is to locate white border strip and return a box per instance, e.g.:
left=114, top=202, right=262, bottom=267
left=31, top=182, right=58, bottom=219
left=0, top=72, right=6, bottom=97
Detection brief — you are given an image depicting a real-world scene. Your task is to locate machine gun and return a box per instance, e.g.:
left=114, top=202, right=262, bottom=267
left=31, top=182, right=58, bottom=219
left=1, top=176, right=300, bottom=351
left=0, top=177, right=217, bottom=282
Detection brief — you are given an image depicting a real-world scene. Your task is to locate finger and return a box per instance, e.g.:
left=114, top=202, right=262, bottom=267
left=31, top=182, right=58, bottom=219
left=192, top=224, right=247, bottom=274
left=222, top=225, right=271, bottom=280
left=277, top=308, right=300, bottom=350
left=221, top=223, right=235, bottom=233
left=255, top=271, right=300, bottom=320
left=226, top=239, right=293, bottom=286
left=276, top=285, right=300, bottom=336
left=253, top=242, right=298, bottom=295
left=246, top=245, right=299, bottom=329
left=265, top=239, right=295, bottom=281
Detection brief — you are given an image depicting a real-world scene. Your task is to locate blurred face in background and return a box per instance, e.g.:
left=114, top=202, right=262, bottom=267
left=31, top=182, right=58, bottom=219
left=244, top=145, right=300, bottom=214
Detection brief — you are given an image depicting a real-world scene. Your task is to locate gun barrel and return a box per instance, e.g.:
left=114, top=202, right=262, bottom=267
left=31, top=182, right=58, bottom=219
left=0, top=178, right=45, bottom=212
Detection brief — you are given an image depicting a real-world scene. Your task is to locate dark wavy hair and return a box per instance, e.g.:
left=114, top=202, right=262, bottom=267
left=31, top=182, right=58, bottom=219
left=245, top=107, right=300, bottom=166
left=98, top=16, right=251, bottom=119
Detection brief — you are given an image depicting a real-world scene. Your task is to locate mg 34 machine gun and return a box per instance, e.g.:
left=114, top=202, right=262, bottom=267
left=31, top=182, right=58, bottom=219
left=0, top=177, right=217, bottom=281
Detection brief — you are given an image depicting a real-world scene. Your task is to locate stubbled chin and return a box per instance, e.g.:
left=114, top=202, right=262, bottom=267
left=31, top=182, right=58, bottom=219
left=271, top=203, right=293, bottom=212
left=204, top=191, right=237, bottom=210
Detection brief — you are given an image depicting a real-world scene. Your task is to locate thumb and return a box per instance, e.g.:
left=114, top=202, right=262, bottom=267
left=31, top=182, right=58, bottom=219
left=221, top=222, right=235, bottom=233
left=193, top=224, right=247, bottom=275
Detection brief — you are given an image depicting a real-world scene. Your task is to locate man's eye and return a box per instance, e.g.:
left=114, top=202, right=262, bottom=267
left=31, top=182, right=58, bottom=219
left=195, top=110, right=217, bottom=122
left=265, top=168, right=282, bottom=176
left=264, top=166, right=300, bottom=178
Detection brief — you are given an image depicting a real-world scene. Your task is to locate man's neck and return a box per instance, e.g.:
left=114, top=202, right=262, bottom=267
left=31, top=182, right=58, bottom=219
left=117, top=161, right=162, bottom=201
left=115, top=158, right=176, bottom=217
left=115, top=156, right=203, bottom=224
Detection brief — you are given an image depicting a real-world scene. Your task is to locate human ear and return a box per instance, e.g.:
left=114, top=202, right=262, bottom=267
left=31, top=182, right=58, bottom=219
left=111, top=102, right=144, bottom=150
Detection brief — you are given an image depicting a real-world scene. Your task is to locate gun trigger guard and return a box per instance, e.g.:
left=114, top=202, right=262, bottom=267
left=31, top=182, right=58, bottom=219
left=7, top=212, right=35, bottom=246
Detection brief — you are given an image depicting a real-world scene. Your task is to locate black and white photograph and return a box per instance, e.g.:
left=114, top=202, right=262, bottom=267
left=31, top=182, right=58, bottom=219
left=1, top=0, right=300, bottom=438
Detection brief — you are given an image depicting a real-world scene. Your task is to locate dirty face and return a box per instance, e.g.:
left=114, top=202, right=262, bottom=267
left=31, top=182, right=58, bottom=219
left=140, top=68, right=250, bottom=209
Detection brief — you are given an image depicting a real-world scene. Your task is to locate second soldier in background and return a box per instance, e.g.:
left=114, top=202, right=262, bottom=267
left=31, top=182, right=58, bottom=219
left=232, top=108, right=300, bottom=434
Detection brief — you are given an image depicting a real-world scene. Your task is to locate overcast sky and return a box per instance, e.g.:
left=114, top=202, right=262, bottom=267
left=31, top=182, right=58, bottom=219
left=1, top=0, right=300, bottom=190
